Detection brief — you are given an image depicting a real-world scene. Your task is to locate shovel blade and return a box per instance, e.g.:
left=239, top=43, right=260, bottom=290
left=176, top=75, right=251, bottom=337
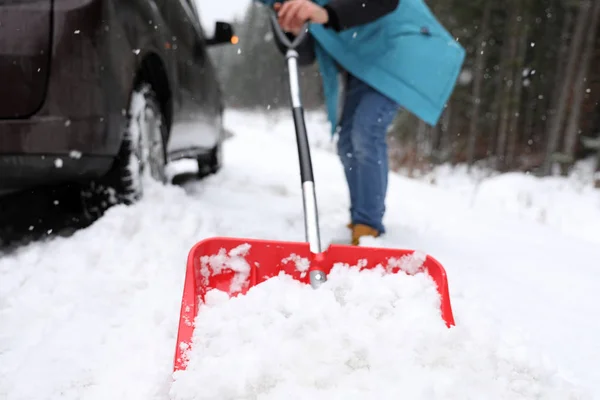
left=173, top=237, right=455, bottom=372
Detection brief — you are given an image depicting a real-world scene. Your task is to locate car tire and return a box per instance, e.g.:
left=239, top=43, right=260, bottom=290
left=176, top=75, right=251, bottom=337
left=81, top=84, right=168, bottom=218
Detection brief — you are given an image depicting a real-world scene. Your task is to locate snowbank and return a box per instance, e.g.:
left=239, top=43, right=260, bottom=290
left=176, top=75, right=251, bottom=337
left=422, top=163, right=600, bottom=245
left=170, top=263, right=584, bottom=400
left=0, top=182, right=199, bottom=400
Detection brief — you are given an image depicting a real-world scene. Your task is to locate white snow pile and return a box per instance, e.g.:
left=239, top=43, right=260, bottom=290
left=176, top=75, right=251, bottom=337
left=421, top=163, right=600, bottom=245
left=170, top=253, right=584, bottom=400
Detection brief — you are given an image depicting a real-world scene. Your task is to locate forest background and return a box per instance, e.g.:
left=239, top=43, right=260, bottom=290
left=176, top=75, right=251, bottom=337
left=207, top=0, right=600, bottom=185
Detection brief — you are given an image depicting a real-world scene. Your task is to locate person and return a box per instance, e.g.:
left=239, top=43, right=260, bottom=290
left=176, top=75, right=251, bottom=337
left=260, top=0, right=465, bottom=245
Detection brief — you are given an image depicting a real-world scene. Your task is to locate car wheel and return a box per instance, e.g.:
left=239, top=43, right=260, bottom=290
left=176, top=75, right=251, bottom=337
left=114, top=84, right=168, bottom=202
left=81, top=84, right=168, bottom=217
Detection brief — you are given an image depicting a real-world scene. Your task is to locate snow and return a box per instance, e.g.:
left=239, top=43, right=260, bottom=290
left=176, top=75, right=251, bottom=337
left=1, top=109, right=600, bottom=400
left=170, top=264, right=583, bottom=400
left=281, top=253, right=311, bottom=277
left=199, top=244, right=252, bottom=293
left=420, top=162, right=600, bottom=245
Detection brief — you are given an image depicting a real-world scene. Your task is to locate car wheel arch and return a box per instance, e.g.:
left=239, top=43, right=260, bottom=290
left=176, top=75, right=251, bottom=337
left=131, top=52, right=173, bottom=140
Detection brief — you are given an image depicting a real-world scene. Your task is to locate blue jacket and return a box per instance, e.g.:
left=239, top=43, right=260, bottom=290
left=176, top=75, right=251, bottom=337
left=255, top=0, right=466, bottom=134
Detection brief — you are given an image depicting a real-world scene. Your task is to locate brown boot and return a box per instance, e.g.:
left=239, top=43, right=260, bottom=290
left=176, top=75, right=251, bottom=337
left=351, top=223, right=380, bottom=246
left=346, top=222, right=354, bottom=230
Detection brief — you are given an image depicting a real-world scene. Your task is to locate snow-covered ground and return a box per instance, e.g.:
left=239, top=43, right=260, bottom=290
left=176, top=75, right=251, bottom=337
left=1, top=109, right=599, bottom=399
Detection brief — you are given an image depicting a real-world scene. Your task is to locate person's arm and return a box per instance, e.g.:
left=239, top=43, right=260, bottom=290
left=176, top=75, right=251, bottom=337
left=271, top=0, right=399, bottom=64
left=323, top=0, right=400, bottom=31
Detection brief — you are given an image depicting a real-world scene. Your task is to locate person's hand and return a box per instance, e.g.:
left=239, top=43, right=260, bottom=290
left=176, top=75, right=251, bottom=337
left=273, top=0, right=328, bottom=35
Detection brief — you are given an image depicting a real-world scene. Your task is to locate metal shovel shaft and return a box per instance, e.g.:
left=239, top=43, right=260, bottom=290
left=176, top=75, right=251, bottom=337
left=286, top=50, right=320, bottom=253
left=267, top=9, right=326, bottom=287
left=286, top=48, right=327, bottom=288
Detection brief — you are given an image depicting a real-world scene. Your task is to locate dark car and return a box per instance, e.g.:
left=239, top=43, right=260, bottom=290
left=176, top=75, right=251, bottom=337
left=0, top=0, right=235, bottom=212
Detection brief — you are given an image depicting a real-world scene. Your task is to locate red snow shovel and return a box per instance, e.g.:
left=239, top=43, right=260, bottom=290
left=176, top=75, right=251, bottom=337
left=172, top=11, right=455, bottom=373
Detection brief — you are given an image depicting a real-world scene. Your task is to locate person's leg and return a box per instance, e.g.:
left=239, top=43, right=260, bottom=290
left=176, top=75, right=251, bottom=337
left=349, top=77, right=399, bottom=241
left=336, top=75, right=367, bottom=225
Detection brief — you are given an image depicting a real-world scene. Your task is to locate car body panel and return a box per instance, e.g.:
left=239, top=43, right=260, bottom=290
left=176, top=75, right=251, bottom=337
left=0, top=0, right=52, bottom=119
left=0, top=0, right=229, bottom=193
left=159, top=0, right=223, bottom=154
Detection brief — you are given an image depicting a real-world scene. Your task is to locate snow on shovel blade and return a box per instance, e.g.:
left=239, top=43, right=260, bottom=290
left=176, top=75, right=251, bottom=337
left=172, top=237, right=455, bottom=372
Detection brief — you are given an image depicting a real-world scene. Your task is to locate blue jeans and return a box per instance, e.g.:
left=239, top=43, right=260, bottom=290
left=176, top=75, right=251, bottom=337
left=336, top=75, right=400, bottom=234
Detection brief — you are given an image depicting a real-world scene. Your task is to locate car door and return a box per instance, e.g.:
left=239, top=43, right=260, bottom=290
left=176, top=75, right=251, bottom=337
left=0, top=0, right=53, bottom=119
left=183, top=0, right=222, bottom=118
left=160, top=0, right=221, bottom=152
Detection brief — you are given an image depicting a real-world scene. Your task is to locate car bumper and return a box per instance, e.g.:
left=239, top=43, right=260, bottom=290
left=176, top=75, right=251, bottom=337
left=0, top=153, right=112, bottom=195
left=0, top=115, right=112, bottom=155
left=0, top=114, right=118, bottom=194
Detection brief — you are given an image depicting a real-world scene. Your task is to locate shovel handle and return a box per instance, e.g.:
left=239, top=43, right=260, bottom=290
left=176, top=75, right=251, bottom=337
left=266, top=4, right=326, bottom=289
left=268, top=8, right=310, bottom=50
